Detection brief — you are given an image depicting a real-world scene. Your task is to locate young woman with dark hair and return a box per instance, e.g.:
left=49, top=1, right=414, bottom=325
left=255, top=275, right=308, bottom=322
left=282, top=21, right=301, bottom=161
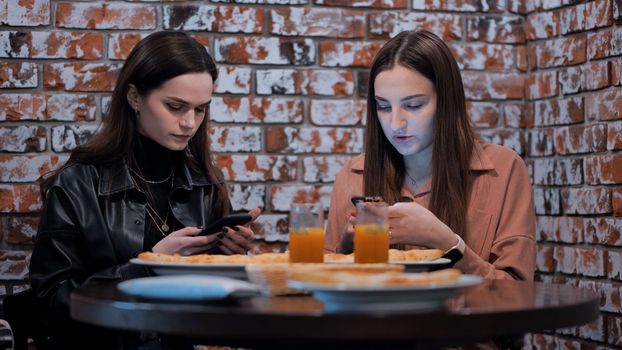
left=325, top=30, right=536, bottom=281
left=29, top=31, right=259, bottom=349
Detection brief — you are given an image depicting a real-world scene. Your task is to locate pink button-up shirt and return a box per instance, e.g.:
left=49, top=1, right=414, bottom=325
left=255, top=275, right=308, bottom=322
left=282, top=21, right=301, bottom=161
left=325, top=142, right=536, bottom=281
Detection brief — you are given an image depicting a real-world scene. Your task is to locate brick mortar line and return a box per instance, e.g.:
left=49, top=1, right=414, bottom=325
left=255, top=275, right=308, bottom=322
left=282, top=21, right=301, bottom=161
left=533, top=183, right=622, bottom=187
left=524, top=27, right=611, bottom=44
left=536, top=274, right=622, bottom=287
left=536, top=240, right=622, bottom=249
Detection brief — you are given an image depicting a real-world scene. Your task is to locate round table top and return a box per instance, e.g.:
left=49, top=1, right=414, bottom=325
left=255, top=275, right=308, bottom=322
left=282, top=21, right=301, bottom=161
left=71, top=279, right=599, bottom=348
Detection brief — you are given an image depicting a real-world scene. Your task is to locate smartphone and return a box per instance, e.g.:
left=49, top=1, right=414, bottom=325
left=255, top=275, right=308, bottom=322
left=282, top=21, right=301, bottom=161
left=196, top=213, right=253, bottom=236
left=351, top=196, right=384, bottom=206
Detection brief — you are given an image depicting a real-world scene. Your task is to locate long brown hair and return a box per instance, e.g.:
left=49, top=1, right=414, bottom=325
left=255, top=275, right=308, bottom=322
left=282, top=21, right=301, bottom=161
left=364, top=30, right=475, bottom=237
left=41, top=31, right=230, bottom=218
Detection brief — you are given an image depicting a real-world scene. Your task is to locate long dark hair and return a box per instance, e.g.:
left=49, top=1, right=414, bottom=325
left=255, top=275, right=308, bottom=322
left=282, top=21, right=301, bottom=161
left=41, top=31, right=230, bottom=218
left=364, top=30, right=475, bottom=237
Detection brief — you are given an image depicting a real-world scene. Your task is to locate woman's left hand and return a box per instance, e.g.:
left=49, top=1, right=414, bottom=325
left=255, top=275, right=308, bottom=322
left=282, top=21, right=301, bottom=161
left=387, top=202, right=456, bottom=250
left=219, top=208, right=261, bottom=255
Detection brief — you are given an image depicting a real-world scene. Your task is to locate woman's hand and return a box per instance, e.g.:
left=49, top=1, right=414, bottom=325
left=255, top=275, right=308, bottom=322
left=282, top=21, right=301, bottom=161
left=219, top=208, right=261, bottom=255
left=151, top=227, right=220, bottom=256
left=387, top=202, right=457, bottom=250
left=337, top=211, right=356, bottom=253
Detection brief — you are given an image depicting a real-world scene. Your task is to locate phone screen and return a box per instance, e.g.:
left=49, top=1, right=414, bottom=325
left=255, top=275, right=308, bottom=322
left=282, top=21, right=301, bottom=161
left=351, top=196, right=384, bottom=206
left=196, top=213, right=253, bottom=236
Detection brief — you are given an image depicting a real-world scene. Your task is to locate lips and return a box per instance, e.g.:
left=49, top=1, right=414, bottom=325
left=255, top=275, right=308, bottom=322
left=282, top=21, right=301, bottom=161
left=393, top=135, right=415, bottom=144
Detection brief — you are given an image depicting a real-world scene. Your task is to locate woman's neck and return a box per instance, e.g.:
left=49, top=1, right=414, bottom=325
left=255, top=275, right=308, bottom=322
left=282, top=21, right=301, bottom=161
left=132, top=133, right=179, bottom=180
left=403, top=142, right=433, bottom=183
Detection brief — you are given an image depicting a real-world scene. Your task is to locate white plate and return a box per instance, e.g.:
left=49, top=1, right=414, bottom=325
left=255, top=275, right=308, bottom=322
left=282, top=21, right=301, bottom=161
left=287, top=275, right=482, bottom=313
left=391, top=258, right=452, bottom=272
left=130, top=258, right=247, bottom=279
left=325, top=258, right=452, bottom=272
left=118, top=275, right=259, bottom=301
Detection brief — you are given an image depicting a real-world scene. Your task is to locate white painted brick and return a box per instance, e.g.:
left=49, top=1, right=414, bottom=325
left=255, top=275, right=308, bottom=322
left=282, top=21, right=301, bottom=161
left=215, top=66, right=251, bottom=94
left=302, top=156, right=351, bottom=183
left=0, top=31, right=29, bottom=57
left=229, top=184, right=265, bottom=211
left=270, top=185, right=332, bottom=212
left=211, top=97, right=303, bottom=124
left=253, top=214, right=289, bottom=242
left=0, top=250, right=30, bottom=280
left=219, top=155, right=297, bottom=182
left=209, top=126, right=262, bottom=152
left=0, top=63, right=37, bottom=88
left=310, top=100, right=365, bottom=126
left=534, top=188, right=561, bottom=215
left=0, top=155, right=69, bottom=182
left=51, top=124, right=100, bottom=152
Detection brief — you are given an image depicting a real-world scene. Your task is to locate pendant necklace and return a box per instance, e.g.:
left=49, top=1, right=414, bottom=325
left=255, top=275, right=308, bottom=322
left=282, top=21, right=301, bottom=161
left=132, top=170, right=174, bottom=237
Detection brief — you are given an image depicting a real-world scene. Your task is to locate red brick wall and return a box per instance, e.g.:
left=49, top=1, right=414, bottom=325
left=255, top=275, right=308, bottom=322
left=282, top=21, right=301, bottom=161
left=525, top=1, right=622, bottom=348
left=0, top=0, right=620, bottom=347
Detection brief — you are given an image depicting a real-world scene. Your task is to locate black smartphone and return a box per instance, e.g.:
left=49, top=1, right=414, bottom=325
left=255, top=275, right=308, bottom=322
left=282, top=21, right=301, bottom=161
left=196, top=213, right=253, bottom=236
left=351, top=196, right=384, bottom=206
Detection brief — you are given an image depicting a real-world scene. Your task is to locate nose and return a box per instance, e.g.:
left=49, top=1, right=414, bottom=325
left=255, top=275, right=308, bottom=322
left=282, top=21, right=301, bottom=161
left=389, top=107, right=407, bottom=132
left=179, top=110, right=196, bottom=129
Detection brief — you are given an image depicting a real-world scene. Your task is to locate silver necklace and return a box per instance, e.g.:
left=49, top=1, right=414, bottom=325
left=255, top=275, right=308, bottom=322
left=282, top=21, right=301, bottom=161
left=129, top=167, right=173, bottom=184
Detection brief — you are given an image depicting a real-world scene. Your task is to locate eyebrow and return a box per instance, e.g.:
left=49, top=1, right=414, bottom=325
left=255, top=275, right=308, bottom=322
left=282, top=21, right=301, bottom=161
left=375, top=94, right=426, bottom=103
left=166, top=96, right=212, bottom=106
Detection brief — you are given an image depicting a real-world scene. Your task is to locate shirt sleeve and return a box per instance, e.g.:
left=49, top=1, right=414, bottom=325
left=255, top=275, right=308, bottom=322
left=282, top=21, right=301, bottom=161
left=455, top=154, right=537, bottom=280
left=30, top=185, right=147, bottom=323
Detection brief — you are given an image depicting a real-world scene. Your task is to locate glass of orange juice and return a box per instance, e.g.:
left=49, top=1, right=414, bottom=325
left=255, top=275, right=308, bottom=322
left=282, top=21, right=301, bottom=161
left=288, top=203, right=325, bottom=263
left=354, top=201, right=389, bottom=263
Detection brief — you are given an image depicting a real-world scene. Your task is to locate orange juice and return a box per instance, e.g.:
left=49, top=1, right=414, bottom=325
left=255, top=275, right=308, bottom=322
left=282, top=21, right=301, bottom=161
left=289, top=227, right=325, bottom=263
left=354, top=224, right=389, bottom=263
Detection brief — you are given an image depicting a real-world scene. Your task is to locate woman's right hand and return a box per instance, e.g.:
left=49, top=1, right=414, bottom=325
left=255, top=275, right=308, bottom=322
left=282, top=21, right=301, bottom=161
left=151, top=227, right=220, bottom=256
left=337, top=212, right=356, bottom=253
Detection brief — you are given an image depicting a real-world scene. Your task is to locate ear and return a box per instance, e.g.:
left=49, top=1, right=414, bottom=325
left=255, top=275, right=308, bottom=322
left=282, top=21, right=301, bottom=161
left=126, top=84, right=140, bottom=112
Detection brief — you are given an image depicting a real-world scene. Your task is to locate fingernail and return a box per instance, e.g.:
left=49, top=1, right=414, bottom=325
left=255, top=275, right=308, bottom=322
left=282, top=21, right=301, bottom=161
left=233, top=226, right=240, bottom=232
left=197, top=226, right=204, bottom=230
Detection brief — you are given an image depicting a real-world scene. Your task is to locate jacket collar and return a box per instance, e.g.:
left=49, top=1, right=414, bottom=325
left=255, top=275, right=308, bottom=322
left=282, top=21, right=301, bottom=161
left=98, top=158, right=212, bottom=196
left=350, top=141, right=495, bottom=172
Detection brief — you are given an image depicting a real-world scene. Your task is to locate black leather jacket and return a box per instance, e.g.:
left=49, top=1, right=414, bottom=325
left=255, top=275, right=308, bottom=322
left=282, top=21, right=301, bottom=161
left=29, top=159, right=219, bottom=323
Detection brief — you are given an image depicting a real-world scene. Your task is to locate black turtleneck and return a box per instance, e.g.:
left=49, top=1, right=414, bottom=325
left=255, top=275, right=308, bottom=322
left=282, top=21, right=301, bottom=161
left=134, top=133, right=179, bottom=180
left=132, top=133, right=182, bottom=250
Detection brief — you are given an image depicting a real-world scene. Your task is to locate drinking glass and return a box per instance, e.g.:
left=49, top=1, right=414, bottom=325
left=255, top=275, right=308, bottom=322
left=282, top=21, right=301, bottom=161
left=354, top=201, right=389, bottom=263
left=288, top=203, right=325, bottom=263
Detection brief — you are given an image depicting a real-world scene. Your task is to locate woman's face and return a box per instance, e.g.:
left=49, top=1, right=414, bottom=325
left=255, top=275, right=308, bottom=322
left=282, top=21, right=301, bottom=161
left=130, top=72, right=213, bottom=151
left=374, top=64, right=436, bottom=157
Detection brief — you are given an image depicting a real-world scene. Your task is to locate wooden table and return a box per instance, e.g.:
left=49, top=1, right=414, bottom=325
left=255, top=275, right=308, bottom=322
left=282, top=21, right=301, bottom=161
left=71, top=279, right=599, bottom=349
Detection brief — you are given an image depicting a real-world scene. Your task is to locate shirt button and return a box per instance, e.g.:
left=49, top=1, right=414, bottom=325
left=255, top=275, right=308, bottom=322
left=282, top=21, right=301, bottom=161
left=135, top=220, right=141, bottom=225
